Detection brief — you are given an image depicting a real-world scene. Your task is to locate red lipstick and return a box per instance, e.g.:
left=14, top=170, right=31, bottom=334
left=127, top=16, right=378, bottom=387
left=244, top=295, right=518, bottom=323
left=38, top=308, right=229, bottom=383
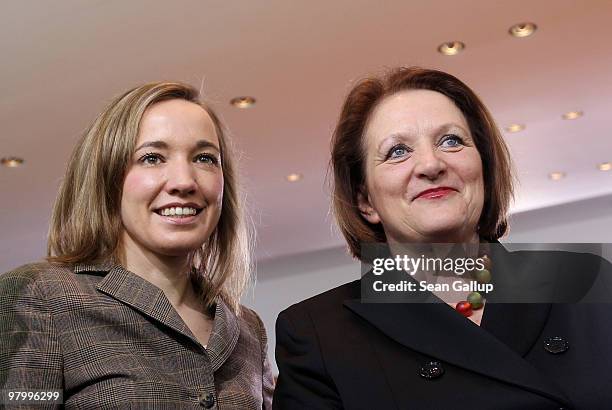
left=415, top=187, right=457, bottom=200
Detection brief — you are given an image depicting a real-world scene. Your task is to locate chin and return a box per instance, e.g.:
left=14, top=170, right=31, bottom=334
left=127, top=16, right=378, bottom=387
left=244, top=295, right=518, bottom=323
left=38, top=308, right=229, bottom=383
left=151, top=241, right=204, bottom=257
left=154, top=231, right=211, bottom=251
left=415, top=220, right=472, bottom=242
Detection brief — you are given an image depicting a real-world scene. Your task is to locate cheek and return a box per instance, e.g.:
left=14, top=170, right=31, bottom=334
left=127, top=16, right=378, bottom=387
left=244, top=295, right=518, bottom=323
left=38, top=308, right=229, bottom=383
left=121, top=170, right=159, bottom=205
left=460, top=154, right=485, bottom=207
left=371, top=165, right=410, bottom=197
left=366, top=164, right=412, bottom=214
left=202, top=174, right=224, bottom=208
left=458, top=151, right=484, bottom=186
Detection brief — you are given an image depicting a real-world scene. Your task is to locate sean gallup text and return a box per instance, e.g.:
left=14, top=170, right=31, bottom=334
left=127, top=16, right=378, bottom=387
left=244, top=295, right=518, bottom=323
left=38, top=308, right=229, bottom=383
left=372, top=280, right=494, bottom=294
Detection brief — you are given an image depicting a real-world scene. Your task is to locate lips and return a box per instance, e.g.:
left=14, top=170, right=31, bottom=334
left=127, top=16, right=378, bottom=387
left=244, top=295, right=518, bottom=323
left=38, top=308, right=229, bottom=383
left=153, top=202, right=204, bottom=215
left=152, top=202, right=204, bottom=225
left=414, top=187, right=457, bottom=200
left=155, top=211, right=201, bottom=226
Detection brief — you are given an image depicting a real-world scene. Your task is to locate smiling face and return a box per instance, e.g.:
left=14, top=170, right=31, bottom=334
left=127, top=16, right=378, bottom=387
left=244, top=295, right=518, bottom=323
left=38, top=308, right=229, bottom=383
left=120, top=99, right=224, bottom=260
left=358, top=89, right=484, bottom=244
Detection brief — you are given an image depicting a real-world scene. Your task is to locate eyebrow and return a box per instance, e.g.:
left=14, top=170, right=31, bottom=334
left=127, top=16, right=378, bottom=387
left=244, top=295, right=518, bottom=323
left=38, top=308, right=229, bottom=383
left=134, top=139, right=220, bottom=153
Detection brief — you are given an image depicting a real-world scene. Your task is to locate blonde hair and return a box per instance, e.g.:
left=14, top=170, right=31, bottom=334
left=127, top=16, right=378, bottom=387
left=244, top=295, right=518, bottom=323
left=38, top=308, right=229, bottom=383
left=47, top=82, right=251, bottom=313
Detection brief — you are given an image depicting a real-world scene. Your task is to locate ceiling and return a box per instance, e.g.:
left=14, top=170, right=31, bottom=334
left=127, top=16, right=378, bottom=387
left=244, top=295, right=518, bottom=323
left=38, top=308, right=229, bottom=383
left=1, top=0, right=611, bottom=271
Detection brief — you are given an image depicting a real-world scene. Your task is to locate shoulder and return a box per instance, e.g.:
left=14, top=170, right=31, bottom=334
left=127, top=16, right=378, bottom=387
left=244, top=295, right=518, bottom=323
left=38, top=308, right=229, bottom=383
left=232, top=304, right=271, bottom=352
left=274, top=281, right=362, bottom=405
left=1, top=261, right=106, bottom=305
left=2, top=261, right=74, bottom=279
left=0, top=263, right=79, bottom=334
left=278, top=279, right=360, bottom=325
left=502, top=248, right=611, bottom=301
left=238, top=305, right=266, bottom=334
left=230, top=305, right=270, bottom=372
left=1, top=261, right=75, bottom=295
left=509, top=248, right=605, bottom=264
left=506, top=248, right=608, bottom=277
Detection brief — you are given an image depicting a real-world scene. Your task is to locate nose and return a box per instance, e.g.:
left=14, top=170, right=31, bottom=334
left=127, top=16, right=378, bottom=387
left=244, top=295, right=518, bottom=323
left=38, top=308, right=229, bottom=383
left=414, top=146, right=446, bottom=181
left=164, top=160, right=197, bottom=196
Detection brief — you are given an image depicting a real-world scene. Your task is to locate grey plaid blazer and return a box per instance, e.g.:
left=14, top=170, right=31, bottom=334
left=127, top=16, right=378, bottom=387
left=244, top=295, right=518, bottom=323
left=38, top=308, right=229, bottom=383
left=0, top=262, right=274, bottom=409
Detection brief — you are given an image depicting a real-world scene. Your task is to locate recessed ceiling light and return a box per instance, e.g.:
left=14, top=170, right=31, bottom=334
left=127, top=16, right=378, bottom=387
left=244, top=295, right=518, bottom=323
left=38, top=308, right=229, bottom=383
left=549, top=172, right=566, bottom=181
left=509, top=22, right=537, bottom=38
left=1, top=157, right=24, bottom=167
left=562, top=111, right=583, bottom=120
left=286, top=173, right=302, bottom=182
left=598, top=162, right=612, bottom=171
left=230, top=96, right=256, bottom=108
left=505, top=124, right=525, bottom=133
left=437, top=41, right=465, bottom=56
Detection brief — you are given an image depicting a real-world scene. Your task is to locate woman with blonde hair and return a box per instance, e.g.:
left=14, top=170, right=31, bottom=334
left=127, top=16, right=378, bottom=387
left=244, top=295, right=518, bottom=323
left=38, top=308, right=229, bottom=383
left=1, top=82, right=273, bottom=408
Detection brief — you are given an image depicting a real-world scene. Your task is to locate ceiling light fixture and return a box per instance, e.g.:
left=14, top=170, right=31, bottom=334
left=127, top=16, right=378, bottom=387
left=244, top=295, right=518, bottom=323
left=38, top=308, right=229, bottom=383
left=437, top=41, right=465, bottom=56
left=1, top=157, right=24, bottom=167
left=230, top=96, right=256, bottom=108
left=562, top=111, right=583, bottom=120
left=549, top=172, right=566, bottom=181
left=505, top=124, right=525, bottom=133
left=509, top=22, right=537, bottom=38
left=598, top=162, right=612, bottom=171
left=286, top=173, right=302, bottom=182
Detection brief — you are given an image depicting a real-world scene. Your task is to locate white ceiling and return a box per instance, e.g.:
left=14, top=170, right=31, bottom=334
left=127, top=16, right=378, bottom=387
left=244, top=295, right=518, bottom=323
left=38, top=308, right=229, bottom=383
left=1, top=0, right=612, bottom=271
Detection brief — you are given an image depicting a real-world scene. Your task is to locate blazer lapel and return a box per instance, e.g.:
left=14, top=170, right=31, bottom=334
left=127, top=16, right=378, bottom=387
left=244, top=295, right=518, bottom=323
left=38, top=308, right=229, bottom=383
left=92, top=264, right=240, bottom=369
left=481, top=302, right=551, bottom=356
left=94, top=265, right=198, bottom=345
left=344, top=296, right=570, bottom=406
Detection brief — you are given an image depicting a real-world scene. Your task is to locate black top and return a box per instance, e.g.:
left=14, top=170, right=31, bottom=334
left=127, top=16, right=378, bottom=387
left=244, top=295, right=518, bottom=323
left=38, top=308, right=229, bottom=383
left=273, top=248, right=612, bottom=410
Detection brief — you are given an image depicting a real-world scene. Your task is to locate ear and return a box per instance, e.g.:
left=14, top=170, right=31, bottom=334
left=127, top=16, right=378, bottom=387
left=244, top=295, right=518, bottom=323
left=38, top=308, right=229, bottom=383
left=357, top=189, right=381, bottom=224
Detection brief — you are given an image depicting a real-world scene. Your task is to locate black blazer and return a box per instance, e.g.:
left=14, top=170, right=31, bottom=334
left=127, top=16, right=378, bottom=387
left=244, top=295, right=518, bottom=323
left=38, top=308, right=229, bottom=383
left=273, top=249, right=612, bottom=410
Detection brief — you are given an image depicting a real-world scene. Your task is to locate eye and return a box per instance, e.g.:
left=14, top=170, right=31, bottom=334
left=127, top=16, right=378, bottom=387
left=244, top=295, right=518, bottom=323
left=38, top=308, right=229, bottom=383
left=195, top=153, right=219, bottom=166
left=139, top=152, right=164, bottom=165
left=439, top=134, right=464, bottom=149
left=386, top=144, right=411, bottom=160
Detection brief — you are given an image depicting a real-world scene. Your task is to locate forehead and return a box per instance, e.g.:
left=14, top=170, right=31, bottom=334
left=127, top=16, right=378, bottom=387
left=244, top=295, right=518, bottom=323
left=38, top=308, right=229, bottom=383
left=137, top=99, right=219, bottom=146
left=365, top=89, right=468, bottom=142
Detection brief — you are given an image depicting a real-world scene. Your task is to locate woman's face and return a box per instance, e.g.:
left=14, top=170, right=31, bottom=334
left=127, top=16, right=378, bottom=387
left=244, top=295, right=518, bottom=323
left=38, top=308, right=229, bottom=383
left=120, top=99, right=224, bottom=259
left=359, top=89, right=484, bottom=244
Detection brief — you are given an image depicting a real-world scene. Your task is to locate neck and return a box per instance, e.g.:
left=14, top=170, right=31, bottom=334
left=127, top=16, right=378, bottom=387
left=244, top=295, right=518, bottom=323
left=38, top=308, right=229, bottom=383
left=426, top=230, right=480, bottom=246
left=388, top=232, right=480, bottom=257
left=120, top=237, right=197, bottom=308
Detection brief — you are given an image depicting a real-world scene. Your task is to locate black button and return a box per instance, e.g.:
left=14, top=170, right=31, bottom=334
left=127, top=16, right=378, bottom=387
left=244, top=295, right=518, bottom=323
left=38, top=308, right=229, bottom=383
left=199, top=392, right=215, bottom=408
left=544, top=336, right=569, bottom=354
left=420, top=360, right=444, bottom=379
